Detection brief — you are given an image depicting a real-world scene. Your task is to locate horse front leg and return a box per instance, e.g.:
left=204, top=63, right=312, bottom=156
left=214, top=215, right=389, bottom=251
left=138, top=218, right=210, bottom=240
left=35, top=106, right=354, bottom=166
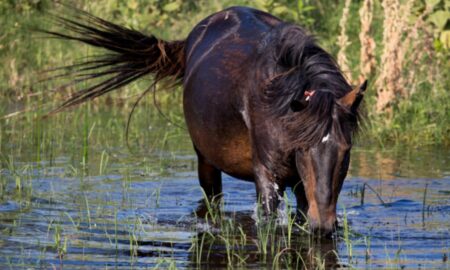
left=292, top=181, right=309, bottom=222
left=254, top=164, right=284, bottom=216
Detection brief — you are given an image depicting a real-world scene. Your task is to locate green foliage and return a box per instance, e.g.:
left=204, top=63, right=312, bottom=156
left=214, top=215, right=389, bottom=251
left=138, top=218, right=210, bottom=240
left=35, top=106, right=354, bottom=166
left=0, top=0, right=448, bottom=147
left=0, top=0, right=51, bottom=13
left=367, top=84, right=450, bottom=146
left=251, top=0, right=316, bottom=27
left=421, top=0, right=450, bottom=50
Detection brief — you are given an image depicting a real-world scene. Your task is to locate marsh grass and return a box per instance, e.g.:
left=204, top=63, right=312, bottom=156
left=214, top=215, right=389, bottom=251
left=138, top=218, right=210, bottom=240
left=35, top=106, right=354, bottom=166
left=2, top=111, right=446, bottom=269
left=5, top=103, right=447, bottom=269
left=0, top=101, right=193, bottom=267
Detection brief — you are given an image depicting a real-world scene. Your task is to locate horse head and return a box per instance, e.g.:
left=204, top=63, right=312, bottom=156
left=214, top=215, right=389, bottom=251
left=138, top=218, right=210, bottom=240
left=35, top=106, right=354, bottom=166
left=292, top=81, right=367, bottom=235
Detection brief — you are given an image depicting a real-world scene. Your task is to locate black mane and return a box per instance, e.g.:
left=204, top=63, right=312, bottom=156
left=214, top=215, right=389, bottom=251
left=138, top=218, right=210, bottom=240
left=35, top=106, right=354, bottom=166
left=258, top=24, right=358, bottom=150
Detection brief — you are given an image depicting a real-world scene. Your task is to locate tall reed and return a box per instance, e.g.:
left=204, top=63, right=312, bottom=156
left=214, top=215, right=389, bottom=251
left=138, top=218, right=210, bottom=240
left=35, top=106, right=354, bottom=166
left=336, top=0, right=353, bottom=82
left=375, top=0, right=413, bottom=113
left=358, top=0, right=376, bottom=82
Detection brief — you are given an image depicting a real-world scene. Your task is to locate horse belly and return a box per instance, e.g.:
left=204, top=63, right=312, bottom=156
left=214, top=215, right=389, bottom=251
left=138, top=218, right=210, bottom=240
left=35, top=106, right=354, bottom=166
left=214, top=135, right=254, bottom=180
left=187, top=111, right=254, bottom=180
left=183, top=76, right=254, bottom=180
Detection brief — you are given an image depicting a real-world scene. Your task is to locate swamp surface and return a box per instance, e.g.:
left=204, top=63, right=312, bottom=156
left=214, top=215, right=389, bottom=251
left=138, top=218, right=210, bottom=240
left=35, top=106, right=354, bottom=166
left=0, top=103, right=449, bottom=269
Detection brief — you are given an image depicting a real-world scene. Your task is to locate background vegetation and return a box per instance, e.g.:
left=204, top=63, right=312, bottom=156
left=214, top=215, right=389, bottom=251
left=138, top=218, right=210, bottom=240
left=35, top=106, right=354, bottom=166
left=0, top=0, right=449, bottom=146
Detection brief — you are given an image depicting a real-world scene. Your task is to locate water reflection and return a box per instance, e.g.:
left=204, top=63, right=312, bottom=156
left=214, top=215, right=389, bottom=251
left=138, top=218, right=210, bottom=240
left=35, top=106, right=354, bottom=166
left=350, top=145, right=450, bottom=180
left=188, top=210, right=340, bottom=269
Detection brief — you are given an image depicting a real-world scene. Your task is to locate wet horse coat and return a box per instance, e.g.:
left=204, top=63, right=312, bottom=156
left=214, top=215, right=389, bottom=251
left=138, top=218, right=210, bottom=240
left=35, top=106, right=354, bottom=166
left=46, top=6, right=366, bottom=234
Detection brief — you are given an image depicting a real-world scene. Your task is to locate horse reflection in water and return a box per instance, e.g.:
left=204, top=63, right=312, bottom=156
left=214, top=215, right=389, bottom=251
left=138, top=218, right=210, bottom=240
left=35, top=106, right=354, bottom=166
left=46, top=6, right=366, bottom=235
left=188, top=210, right=339, bottom=269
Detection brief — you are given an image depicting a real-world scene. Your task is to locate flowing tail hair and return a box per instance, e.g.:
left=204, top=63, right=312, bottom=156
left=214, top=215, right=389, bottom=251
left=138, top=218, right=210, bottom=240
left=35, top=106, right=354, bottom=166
left=40, top=8, right=186, bottom=113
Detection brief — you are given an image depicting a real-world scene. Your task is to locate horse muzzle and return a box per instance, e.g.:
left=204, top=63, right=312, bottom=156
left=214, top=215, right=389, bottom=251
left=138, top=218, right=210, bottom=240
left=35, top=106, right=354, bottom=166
left=307, top=209, right=337, bottom=237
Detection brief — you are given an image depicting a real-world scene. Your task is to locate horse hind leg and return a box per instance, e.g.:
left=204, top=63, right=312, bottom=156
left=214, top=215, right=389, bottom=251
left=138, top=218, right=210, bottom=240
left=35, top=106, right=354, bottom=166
left=195, top=147, right=222, bottom=200
left=194, top=148, right=222, bottom=219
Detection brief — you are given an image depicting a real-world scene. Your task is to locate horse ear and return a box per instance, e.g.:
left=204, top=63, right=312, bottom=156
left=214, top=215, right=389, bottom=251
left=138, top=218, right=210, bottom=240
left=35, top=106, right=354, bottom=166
left=338, top=80, right=368, bottom=112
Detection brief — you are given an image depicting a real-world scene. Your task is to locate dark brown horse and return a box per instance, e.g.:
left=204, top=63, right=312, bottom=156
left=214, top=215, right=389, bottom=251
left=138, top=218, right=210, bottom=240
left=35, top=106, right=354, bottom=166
left=44, top=6, right=367, bottom=235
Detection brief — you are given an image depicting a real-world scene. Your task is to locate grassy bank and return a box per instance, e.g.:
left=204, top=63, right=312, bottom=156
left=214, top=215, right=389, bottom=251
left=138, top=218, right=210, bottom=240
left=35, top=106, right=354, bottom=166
left=0, top=0, right=449, bottom=146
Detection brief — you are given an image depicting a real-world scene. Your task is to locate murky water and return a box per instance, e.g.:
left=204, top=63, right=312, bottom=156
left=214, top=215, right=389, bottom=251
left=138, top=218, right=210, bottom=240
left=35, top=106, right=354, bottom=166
left=0, top=104, right=449, bottom=269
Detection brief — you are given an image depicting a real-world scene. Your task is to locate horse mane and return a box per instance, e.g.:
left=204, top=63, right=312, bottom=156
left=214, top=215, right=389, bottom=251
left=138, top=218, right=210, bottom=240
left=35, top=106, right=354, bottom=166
left=258, top=24, right=359, bottom=151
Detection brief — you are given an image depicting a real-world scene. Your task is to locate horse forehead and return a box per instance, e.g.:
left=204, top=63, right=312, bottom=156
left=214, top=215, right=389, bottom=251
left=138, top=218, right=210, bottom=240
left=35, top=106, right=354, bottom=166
left=320, top=131, right=352, bottom=151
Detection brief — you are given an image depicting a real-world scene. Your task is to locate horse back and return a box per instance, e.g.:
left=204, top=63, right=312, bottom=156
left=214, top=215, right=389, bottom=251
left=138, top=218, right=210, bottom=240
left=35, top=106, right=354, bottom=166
left=186, top=7, right=279, bottom=60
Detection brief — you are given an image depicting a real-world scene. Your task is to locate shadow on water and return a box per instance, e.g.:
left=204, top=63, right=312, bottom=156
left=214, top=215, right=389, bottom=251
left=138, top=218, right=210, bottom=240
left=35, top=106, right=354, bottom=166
left=0, top=104, right=449, bottom=269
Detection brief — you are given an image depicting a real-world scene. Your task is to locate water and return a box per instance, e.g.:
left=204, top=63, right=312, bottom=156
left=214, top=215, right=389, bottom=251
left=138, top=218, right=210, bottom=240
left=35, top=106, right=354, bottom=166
left=0, top=105, right=449, bottom=269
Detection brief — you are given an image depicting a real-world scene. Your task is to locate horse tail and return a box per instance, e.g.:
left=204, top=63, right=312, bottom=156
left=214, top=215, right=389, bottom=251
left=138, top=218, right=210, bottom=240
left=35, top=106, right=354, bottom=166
left=41, top=9, right=185, bottom=113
